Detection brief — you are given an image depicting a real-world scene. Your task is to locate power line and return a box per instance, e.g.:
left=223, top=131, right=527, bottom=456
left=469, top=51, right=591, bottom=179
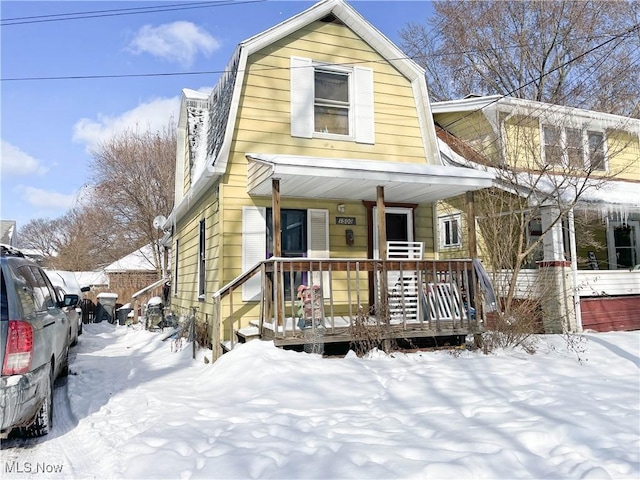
left=439, top=22, right=640, bottom=132
left=0, top=0, right=265, bottom=26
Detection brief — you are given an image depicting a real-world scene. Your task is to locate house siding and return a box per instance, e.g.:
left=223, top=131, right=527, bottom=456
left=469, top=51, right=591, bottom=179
left=201, top=20, right=438, bottom=334
left=237, top=20, right=429, bottom=162
left=434, top=111, right=495, bottom=157
left=171, top=187, right=220, bottom=321
left=606, top=130, right=640, bottom=181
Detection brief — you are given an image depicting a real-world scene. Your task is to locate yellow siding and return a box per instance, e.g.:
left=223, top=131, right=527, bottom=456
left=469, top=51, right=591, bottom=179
left=171, top=186, right=220, bottom=321
left=211, top=21, right=444, bottom=334
left=503, top=115, right=541, bottom=170
left=606, top=130, right=640, bottom=181
left=434, top=111, right=496, bottom=156
left=237, top=20, right=428, bottom=164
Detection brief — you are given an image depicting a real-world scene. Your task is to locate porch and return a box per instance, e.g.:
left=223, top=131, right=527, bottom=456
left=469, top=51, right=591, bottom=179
left=213, top=257, right=483, bottom=357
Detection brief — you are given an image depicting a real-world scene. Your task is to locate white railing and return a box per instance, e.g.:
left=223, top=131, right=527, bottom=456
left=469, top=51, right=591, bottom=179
left=490, top=269, right=640, bottom=299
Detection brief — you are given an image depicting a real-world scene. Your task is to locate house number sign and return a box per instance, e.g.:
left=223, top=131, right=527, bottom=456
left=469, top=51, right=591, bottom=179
left=336, top=216, right=356, bottom=225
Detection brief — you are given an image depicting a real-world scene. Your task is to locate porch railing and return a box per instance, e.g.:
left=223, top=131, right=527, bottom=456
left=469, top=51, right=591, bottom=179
left=213, top=258, right=481, bottom=357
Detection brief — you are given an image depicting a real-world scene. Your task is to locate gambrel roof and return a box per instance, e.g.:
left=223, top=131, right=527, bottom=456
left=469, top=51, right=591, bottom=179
left=169, top=0, right=447, bottom=226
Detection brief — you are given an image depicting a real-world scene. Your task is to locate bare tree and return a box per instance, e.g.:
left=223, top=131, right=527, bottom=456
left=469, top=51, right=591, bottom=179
left=17, top=218, right=61, bottom=266
left=90, top=124, right=176, bottom=272
left=53, top=207, right=108, bottom=271
left=401, top=0, right=640, bottom=117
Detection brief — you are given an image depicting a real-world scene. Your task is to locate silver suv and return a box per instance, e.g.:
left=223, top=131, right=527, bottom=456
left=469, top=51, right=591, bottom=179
left=1, top=244, right=77, bottom=438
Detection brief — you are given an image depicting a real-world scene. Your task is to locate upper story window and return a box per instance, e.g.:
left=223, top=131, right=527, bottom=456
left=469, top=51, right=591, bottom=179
left=542, top=124, right=607, bottom=171
left=314, top=69, right=350, bottom=135
left=290, top=56, right=374, bottom=144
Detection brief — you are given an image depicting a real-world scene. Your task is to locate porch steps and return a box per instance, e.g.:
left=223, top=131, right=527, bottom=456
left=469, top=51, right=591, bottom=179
left=236, top=324, right=261, bottom=343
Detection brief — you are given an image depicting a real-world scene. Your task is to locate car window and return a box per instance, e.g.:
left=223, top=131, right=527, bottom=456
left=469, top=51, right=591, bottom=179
left=17, top=265, right=54, bottom=312
left=39, top=268, right=61, bottom=304
left=1, top=270, right=8, bottom=321
left=14, top=265, right=37, bottom=316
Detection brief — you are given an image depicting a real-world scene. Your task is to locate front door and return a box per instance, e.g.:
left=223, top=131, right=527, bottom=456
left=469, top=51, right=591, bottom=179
left=370, top=207, right=415, bottom=311
left=372, top=207, right=414, bottom=259
left=267, top=209, right=307, bottom=299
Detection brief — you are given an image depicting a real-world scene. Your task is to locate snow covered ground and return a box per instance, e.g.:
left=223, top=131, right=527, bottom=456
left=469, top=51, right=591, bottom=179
left=2, top=322, right=639, bottom=479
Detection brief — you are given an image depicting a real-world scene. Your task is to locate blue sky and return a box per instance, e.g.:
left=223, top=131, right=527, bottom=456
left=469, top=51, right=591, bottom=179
left=1, top=1, right=433, bottom=230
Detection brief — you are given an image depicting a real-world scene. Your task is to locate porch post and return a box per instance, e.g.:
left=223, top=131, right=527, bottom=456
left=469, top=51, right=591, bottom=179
left=376, top=186, right=387, bottom=260
left=538, top=205, right=576, bottom=333
left=272, top=179, right=283, bottom=325
left=466, top=191, right=478, bottom=258
left=272, top=178, right=281, bottom=257
left=568, top=208, right=583, bottom=332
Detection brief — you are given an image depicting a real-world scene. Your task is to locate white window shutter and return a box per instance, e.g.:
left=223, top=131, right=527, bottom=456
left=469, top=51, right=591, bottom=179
left=290, top=56, right=314, bottom=138
left=354, top=66, right=374, bottom=144
left=242, top=206, right=266, bottom=301
left=307, top=209, right=330, bottom=298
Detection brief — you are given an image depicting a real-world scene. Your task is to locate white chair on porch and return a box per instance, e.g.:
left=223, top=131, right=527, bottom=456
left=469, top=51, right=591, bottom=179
left=386, top=241, right=424, bottom=323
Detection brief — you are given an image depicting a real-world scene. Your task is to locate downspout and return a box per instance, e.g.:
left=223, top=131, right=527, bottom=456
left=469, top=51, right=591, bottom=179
left=568, top=208, right=583, bottom=332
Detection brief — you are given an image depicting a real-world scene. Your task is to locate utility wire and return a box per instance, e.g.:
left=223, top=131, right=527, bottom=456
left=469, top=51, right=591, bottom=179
left=3, top=25, right=637, bottom=83
left=439, top=22, right=640, bottom=132
left=1, top=0, right=265, bottom=26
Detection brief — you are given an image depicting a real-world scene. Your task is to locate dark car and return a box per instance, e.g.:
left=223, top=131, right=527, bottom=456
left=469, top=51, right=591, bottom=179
left=1, top=244, right=78, bottom=438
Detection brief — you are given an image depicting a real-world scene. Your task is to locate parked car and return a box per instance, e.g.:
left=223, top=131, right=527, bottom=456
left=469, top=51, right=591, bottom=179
left=0, top=244, right=78, bottom=438
left=45, top=270, right=85, bottom=345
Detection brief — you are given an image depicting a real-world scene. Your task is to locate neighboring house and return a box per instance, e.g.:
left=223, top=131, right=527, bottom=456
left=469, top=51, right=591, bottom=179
left=0, top=221, right=17, bottom=246
left=431, top=95, right=640, bottom=333
left=102, top=243, right=164, bottom=305
left=163, top=0, right=494, bottom=358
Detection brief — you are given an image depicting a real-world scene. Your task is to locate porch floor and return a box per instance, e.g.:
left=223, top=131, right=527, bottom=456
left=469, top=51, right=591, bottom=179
left=241, top=316, right=480, bottom=348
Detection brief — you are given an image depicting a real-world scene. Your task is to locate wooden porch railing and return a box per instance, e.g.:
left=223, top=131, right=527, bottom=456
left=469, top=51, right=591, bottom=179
left=213, top=258, right=481, bottom=358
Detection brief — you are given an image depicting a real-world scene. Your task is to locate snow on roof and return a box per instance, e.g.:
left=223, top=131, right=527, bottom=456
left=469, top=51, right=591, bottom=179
left=74, top=270, right=109, bottom=287
left=44, top=269, right=82, bottom=295
left=104, top=244, right=159, bottom=273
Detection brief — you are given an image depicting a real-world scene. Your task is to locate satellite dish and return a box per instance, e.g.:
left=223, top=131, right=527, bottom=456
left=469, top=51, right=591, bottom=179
left=153, top=215, right=167, bottom=230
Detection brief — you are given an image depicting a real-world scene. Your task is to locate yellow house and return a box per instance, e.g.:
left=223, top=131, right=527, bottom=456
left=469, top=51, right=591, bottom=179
left=163, top=0, right=494, bottom=358
left=432, top=95, right=640, bottom=333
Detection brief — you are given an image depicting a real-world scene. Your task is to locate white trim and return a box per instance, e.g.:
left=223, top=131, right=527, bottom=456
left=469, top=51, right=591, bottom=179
left=290, top=56, right=314, bottom=138
left=307, top=209, right=330, bottom=298
left=439, top=213, right=462, bottom=249
left=372, top=207, right=414, bottom=259
left=242, top=206, right=267, bottom=301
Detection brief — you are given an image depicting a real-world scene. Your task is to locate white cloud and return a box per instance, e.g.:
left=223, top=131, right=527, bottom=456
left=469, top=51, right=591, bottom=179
left=1, top=140, right=49, bottom=176
left=19, top=185, right=77, bottom=210
left=128, top=21, right=220, bottom=67
left=72, top=96, right=181, bottom=151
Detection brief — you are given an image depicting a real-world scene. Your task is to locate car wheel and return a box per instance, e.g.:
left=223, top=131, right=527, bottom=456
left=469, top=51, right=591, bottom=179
left=60, top=346, right=69, bottom=377
left=21, top=367, right=53, bottom=437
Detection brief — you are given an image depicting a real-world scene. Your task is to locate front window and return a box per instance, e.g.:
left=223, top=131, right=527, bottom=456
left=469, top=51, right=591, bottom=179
left=542, top=124, right=607, bottom=170
left=174, top=240, right=179, bottom=296
left=440, top=214, right=461, bottom=249
left=566, top=128, right=584, bottom=169
left=588, top=131, right=606, bottom=170
left=266, top=209, right=307, bottom=300
left=608, top=221, right=639, bottom=269
left=314, top=69, right=350, bottom=135
left=543, top=126, right=563, bottom=166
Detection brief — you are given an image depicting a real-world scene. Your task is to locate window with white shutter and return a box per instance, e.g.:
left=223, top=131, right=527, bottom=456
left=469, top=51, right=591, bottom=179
left=290, top=56, right=374, bottom=144
left=307, top=209, right=330, bottom=298
left=242, top=207, right=330, bottom=301
left=242, top=206, right=266, bottom=301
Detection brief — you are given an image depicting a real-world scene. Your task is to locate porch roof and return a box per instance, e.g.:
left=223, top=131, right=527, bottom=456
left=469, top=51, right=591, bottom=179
left=246, top=153, right=494, bottom=203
